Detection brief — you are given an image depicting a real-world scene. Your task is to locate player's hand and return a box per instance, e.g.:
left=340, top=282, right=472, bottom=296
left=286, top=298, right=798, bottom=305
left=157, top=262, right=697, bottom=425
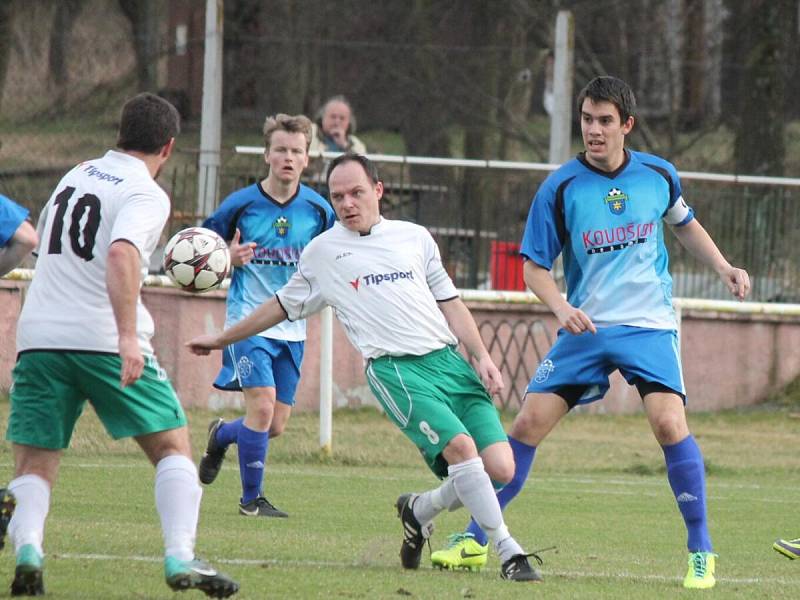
left=186, top=334, right=223, bottom=356
left=554, top=304, right=596, bottom=335
left=118, top=334, right=144, bottom=388
left=477, top=355, right=504, bottom=396
left=229, top=228, right=256, bottom=267
left=721, top=266, right=750, bottom=301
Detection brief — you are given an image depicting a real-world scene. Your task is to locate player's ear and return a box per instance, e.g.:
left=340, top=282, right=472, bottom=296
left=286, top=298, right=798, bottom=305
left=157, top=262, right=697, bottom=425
left=622, top=116, right=634, bottom=135
left=161, top=138, right=176, bottom=160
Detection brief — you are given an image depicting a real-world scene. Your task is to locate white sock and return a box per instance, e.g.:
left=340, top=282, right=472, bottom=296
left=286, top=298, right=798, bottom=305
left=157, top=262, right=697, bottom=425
left=448, top=457, right=524, bottom=561
left=495, top=535, right=525, bottom=563
left=155, top=455, right=201, bottom=562
left=8, top=474, right=50, bottom=556
left=412, top=478, right=461, bottom=525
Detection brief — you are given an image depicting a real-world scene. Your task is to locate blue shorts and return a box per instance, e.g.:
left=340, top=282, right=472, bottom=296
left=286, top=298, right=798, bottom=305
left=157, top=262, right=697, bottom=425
left=527, top=325, right=685, bottom=406
left=213, top=336, right=304, bottom=405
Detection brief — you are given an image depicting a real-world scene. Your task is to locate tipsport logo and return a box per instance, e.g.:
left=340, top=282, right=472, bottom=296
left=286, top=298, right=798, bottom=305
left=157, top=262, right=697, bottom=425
left=349, top=270, right=414, bottom=291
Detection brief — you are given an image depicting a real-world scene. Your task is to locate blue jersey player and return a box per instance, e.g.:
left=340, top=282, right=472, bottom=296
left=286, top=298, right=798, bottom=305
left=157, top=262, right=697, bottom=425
left=0, top=195, right=37, bottom=277
left=432, top=77, right=750, bottom=589
left=198, top=114, right=335, bottom=518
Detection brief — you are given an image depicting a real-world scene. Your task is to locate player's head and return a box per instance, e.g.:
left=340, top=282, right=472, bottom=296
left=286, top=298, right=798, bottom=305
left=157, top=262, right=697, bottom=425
left=117, top=92, right=180, bottom=155
left=263, top=113, right=313, bottom=150
left=576, top=76, right=635, bottom=172
left=326, top=154, right=383, bottom=234
left=317, top=95, right=356, bottom=137
left=576, top=76, right=636, bottom=123
left=262, top=114, right=313, bottom=185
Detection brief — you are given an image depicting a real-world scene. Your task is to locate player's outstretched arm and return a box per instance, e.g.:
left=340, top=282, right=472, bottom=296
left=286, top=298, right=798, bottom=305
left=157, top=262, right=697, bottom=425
left=0, top=220, right=38, bottom=277
left=524, top=259, right=596, bottom=334
left=186, top=296, right=289, bottom=355
left=671, top=219, right=751, bottom=301
left=437, top=297, right=504, bottom=395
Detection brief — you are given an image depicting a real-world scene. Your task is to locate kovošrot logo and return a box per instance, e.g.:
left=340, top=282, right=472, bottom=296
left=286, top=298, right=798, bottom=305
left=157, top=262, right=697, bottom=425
left=349, top=270, right=413, bottom=291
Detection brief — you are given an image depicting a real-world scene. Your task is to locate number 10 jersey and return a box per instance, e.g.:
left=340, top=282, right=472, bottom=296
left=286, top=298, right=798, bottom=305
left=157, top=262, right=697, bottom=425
left=17, top=150, right=169, bottom=355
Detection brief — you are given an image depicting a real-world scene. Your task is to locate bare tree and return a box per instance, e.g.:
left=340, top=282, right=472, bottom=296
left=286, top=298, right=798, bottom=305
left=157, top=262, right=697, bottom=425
left=725, top=0, right=790, bottom=176
left=48, top=0, right=86, bottom=113
left=118, top=0, right=159, bottom=92
left=0, top=2, right=12, bottom=111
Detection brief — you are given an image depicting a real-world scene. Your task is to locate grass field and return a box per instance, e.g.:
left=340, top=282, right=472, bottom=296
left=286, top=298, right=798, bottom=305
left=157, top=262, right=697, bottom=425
left=0, top=402, right=798, bottom=599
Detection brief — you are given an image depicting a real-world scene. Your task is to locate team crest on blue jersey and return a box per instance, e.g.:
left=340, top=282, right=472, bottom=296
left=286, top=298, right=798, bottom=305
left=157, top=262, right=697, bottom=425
left=273, top=216, right=290, bottom=237
left=604, top=188, right=628, bottom=215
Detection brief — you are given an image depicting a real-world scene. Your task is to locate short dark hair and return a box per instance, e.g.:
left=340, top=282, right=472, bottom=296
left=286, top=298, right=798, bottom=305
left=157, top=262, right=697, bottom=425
left=116, top=92, right=181, bottom=154
left=576, top=76, right=636, bottom=123
left=326, top=153, right=379, bottom=186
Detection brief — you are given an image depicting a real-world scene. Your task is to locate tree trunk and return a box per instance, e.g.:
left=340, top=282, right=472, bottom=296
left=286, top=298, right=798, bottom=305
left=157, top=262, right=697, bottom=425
left=729, top=0, right=788, bottom=176
left=48, top=0, right=85, bottom=112
left=0, top=2, right=11, bottom=111
left=118, top=0, right=158, bottom=92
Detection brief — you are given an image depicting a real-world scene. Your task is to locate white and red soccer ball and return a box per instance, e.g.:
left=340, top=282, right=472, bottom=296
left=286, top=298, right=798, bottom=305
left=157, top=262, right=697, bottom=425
left=162, top=227, right=230, bottom=293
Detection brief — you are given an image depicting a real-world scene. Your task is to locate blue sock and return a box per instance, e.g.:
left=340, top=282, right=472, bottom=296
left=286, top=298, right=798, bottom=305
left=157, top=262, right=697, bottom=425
left=215, top=417, right=243, bottom=447
left=237, top=425, right=269, bottom=504
left=662, top=435, right=712, bottom=552
left=465, top=436, right=537, bottom=546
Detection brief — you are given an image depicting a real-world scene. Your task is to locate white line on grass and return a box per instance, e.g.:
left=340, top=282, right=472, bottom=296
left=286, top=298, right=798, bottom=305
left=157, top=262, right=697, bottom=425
left=42, top=463, right=800, bottom=498
left=5, top=462, right=789, bottom=489
left=0, top=462, right=794, bottom=497
left=52, top=552, right=799, bottom=586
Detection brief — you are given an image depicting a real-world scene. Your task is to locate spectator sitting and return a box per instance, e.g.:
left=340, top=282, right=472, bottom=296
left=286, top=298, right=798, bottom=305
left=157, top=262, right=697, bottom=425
left=309, top=95, right=366, bottom=155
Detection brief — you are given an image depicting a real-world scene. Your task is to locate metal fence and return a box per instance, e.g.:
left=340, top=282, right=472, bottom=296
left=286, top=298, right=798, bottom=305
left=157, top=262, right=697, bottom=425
left=228, top=148, right=800, bottom=303
left=3, top=146, right=799, bottom=304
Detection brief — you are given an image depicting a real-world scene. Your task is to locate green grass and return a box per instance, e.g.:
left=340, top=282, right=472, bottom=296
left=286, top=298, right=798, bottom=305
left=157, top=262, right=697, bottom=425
left=0, top=404, right=798, bottom=598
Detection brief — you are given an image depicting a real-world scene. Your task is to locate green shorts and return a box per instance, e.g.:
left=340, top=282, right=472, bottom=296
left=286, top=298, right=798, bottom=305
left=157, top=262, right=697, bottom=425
left=7, top=351, right=187, bottom=450
left=366, top=346, right=507, bottom=479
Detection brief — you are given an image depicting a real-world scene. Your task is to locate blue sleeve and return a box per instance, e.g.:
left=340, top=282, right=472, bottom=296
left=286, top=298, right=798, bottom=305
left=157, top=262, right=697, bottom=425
left=519, top=181, right=564, bottom=270
left=305, top=190, right=336, bottom=237
left=324, top=201, right=335, bottom=230
left=202, top=191, right=250, bottom=242
left=663, top=160, right=683, bottom=210
left=639, top=152, right=683, bottom=210
left=0, top=195, right=29, bottom=248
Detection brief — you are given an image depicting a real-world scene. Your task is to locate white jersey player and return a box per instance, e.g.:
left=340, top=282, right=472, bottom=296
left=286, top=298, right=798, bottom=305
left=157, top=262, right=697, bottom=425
left=1, top=93, right=238, bottom=597
left=188, top=154, right=547, bottom=583
left=17, top=150, right=167, bottom=354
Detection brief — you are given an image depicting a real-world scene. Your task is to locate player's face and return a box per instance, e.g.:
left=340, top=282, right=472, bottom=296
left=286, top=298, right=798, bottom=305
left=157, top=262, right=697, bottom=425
left=328, top=161, right=383, bottom=234
left=265, top=130, right=309, bottom=185
left=580, top=99, right=633, bottom=172
left=322, top=101, right=351, bottom=138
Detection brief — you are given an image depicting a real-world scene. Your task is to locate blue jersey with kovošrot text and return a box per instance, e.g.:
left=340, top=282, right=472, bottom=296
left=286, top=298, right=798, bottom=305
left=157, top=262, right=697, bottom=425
left=204, top=182, right=334, bottom=341
left=520, top=150, right=694, bottom=330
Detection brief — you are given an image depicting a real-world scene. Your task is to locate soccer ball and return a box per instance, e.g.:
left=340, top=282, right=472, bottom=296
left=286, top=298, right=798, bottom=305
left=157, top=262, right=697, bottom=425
left=162, top=227, right=230, bottom=293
